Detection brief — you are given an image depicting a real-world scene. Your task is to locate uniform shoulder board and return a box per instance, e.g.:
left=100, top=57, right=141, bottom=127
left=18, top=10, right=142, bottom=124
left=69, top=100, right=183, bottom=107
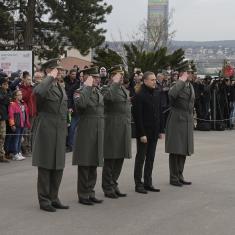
left=73, top=87, right=83, bottom=99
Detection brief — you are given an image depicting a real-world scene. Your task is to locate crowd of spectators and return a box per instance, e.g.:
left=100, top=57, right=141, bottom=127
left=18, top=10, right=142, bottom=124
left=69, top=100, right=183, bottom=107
left=1, top=65, right=235, bottom=163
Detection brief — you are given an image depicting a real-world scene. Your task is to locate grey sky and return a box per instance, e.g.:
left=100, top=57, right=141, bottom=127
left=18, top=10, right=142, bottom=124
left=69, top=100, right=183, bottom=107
left=103, top=0, right=235, bottom=41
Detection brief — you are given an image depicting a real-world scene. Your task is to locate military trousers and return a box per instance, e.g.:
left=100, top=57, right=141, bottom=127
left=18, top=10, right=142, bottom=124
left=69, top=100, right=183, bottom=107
left=169, top=154, right=186, bottom=183
left=37, top=167, right=63, bottom=207
left=102, top=158, right=124, bottom=194
left=134, top=139, right=158, bottom=188
left=77, top=166, right=97, bottom=199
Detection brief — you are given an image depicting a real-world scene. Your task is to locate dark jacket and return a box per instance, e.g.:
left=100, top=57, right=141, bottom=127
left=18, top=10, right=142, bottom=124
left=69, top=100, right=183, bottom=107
left=0, top=88, right=10, bottom=121
left=229, top=84, right=235, bottom=102
left=65, top=78, right=80, bottom=110
left=132, top=84, right=164, bottom=141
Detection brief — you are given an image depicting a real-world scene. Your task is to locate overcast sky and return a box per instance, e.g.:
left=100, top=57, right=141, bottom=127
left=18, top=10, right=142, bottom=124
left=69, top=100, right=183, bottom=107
left=103, top=0, right=235, bottom=41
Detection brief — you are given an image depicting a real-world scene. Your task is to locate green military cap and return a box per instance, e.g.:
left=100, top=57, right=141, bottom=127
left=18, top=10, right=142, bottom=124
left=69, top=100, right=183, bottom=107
left=41, top=58, right=63, bottom=71
left=82, top=66, right=100, bottom=77
left=177, top=63, right=194, bottom=73
left=108, top=65, right=124, bottom=75
left=187, top=65, right=194, bottom=73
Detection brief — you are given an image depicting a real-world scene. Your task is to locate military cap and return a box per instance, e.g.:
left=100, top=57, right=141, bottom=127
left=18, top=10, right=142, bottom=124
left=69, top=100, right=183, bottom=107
left=82, top=66, right=100, bottom=77
left=176, top=63, right=194, bottom=73
left=108, top=65, right=124, bottom=75
left=41, top=58, right=63, bottom=71
left=187, top=65, right=194, bottom=73
left=0, top=77, right=9, bottom=86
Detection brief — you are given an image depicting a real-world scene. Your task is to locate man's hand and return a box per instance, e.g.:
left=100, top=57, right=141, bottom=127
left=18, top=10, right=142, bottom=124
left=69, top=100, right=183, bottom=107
left=179, top=72, right=188, bottom=82
left=140, top=136, right=147, bottom=144
left=112, top=73, right=122, bottom=83
left=84, top=76, right=93, bottom=87
left=48, top=68, right=58, bottom=79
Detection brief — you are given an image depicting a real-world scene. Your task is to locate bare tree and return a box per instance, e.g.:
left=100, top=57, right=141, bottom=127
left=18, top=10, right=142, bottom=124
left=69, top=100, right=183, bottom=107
left=131, top=9, right=176, bottom=52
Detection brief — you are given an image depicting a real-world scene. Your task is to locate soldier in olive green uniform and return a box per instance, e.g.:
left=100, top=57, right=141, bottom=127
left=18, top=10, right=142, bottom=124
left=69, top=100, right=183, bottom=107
left=32, top=59, right=69, bottom=212
left=165, top=68, right=195, bottom=187
left=101, top=65, right=132, bottom=198
left=72, top=67, right=104, bottom=206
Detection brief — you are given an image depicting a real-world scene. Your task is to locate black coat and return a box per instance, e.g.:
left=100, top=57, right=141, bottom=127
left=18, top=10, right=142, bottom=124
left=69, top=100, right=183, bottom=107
left=0, top=88, right=10, bottom=121
left=230, top=84, right=235, bottom=102
left=132, top=84, right=164, bottom=141
left=65, top=78, right=80, bottom=110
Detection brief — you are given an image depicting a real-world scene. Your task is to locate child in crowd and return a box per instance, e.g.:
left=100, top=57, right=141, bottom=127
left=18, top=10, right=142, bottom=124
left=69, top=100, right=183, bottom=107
left=8, top=90, right=30, bottom=161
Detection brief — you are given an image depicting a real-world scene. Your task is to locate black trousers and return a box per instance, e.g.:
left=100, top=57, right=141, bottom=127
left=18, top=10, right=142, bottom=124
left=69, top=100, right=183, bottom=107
left=37, top=167, right=63, bottom=207
left=77, top=166, right=97, bottom=199
left=169, top=154, right=186, bottom=183
left=134, top=139, right=158, bottom=188
left=102, top=158, right=124, bottom=194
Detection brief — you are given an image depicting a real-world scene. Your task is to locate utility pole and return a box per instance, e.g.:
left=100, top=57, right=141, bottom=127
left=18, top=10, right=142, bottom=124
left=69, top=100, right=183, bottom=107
left=23, top=0, right=36, bottom=50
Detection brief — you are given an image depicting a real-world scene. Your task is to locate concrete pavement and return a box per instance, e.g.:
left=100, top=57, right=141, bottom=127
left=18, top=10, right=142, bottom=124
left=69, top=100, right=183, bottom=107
left=1, top=130, right=235, bottom=235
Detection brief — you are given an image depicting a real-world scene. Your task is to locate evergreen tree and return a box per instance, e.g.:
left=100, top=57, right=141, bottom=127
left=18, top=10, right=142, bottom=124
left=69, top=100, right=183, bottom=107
left=93, top=46, right=123, bottom=68
left=0, top=0, right=112, bottom=59
left=124, top=43, right=191, bottom=74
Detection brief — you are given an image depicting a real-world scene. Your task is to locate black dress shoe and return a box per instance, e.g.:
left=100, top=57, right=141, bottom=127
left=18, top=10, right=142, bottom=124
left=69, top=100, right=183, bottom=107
left=115, top=191, right=127, bottom=197
left=170, top=181, right=183, bottom=187
left=52, top=202, right=69, bottom=209
left=79, top=198, right=94, bottom=205
left=90, top=197, right=103, bottom=203
left=180, top=180, right=192, bottom=185
left=40, top=205, right=56, bottom=212
left=104, top=192, right=119, bottom=199
left=135, top=187, right=148, bottom=194
left=144, top=185, right=160, bottom=192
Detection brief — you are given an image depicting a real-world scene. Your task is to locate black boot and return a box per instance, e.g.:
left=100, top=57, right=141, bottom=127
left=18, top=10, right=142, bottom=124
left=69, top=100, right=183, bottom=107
left=79, top=198, right=94, bottom=205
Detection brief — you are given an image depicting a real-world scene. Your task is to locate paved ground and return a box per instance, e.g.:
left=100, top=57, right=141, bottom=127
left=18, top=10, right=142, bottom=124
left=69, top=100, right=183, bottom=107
left=1, top=130, right=235, bottom=235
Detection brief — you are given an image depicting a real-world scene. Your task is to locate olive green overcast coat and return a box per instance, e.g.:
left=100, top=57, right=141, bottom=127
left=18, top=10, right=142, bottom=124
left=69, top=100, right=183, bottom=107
left=32, top=76, right=68, bottom=170
left=165, top=80, right=195, bottom=156
left=72, top=86, right=104, bottom=167
left=101, top=83, right=132, bottom=159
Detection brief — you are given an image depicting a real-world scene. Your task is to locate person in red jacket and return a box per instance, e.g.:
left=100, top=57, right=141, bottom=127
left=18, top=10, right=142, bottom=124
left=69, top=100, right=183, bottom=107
left=8, top=90, right=30, bottom=161
left=19, top=74, right=36, bottom=156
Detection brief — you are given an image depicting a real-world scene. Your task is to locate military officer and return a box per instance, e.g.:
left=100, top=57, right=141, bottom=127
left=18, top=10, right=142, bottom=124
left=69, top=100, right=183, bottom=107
left=101, top=65, right=132, bottom=199
left=32, top=59, right=69, bottom=212
left=72, top=67, right=104, bottom=206
left=165, top=68, right=195, bottom=187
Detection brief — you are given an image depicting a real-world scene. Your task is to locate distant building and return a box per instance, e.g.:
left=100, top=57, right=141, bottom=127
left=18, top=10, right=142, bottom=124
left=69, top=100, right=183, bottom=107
left=147, top=0, right=169, bottom=46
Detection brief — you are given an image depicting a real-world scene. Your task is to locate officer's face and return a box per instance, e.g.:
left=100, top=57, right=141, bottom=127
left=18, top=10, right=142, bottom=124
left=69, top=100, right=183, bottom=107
left=56, top=68, right=63, bottom=80
left=187, top=72, right=194, bottom=81
left=92, top=76, right=101, bottom=87
left=144, top=74, right=157, bottom=89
